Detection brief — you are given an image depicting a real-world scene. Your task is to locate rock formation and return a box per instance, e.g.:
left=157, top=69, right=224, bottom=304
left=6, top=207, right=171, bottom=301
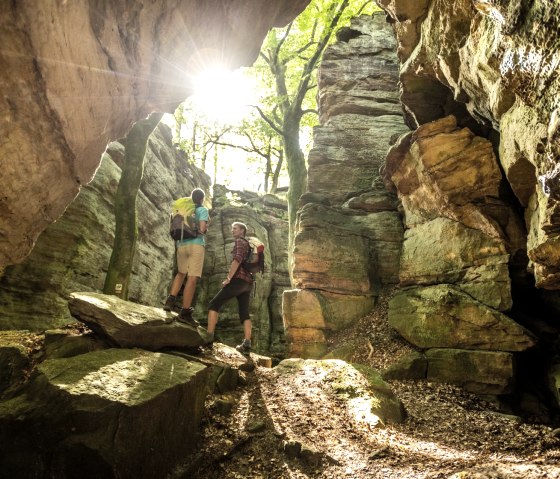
left=376, top=0, right=560, bottom=399
left=0, top=294, right=249, bottom=477
left=0, top=294, right=404, bottom=477
left=283, top=13, right=409, bottom=358
left=282, top=7, right=560, bottom=402
left=0, top=123, right=211, bottom=331
left=379, top=0, right=560, bottom=291
left=0, top=0, right=310, bottom=271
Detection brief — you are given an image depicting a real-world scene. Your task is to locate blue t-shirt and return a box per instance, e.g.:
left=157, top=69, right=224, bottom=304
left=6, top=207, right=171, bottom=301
left=176, top=206, right=209, bottom=247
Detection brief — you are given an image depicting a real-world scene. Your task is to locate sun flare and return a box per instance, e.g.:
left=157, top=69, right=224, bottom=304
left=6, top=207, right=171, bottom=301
left=189, top=68, right=256, bottom=124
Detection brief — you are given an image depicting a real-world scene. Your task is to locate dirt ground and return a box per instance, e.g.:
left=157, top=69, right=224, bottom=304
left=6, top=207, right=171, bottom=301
left=176, top=289, right=560, bottom=479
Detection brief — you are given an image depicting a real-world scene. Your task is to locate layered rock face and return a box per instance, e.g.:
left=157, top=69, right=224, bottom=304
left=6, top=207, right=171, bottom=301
left=0, top=124, right=210, bottom=331
left=0, top=0, right=309, bottom=272
left=378, top=0, right=560, bottom=395
left=284, top=14, right=409, bottom=358
left=379, top=0, right=560, bottom=290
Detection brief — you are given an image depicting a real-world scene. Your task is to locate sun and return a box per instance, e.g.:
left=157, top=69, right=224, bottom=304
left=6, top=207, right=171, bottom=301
left=189, top=68, right=256, bottom=124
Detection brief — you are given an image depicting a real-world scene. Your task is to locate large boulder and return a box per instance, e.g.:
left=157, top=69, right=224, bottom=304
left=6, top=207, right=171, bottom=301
left=0, top=348, right=209, bottom=478
left=399, top=217, right=512, bottom=311
left=68, top=292, right=207, bottom=350
left=386, top=116, right=526, bottom=257
left=388, top=285, right=537, bottom=352
left=426, top=348, right=516, bottom=395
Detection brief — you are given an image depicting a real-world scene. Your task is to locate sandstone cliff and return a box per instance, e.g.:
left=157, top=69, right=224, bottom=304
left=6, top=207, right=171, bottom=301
left=283, top=14, right=409, bottom=358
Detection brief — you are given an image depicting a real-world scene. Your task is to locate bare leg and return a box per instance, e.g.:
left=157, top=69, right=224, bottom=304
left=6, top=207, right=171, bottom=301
left=207, top=310, right=219, bottom=334
left=182, top=275, right=199, bottom=309
left=170, top=272, right=186, bottom=296
left=243, top=319, right=252, bottom=341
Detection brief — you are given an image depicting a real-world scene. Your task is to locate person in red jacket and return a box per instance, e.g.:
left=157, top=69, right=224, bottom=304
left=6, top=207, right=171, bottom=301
left=206, top=221, right=254, bottom=354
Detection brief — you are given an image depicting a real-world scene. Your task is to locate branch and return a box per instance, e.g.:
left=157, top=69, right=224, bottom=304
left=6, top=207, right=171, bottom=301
left=357, top=0, right=374, bottom=15
left=275, top=21, right=294, bottom=55
left=250, top=105, right=284, bottom=137
left=259, top=51, right=270, bottom=65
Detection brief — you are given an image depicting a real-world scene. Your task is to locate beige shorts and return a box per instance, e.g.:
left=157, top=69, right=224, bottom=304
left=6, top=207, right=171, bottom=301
left=176, top=244, right=205, bottom=277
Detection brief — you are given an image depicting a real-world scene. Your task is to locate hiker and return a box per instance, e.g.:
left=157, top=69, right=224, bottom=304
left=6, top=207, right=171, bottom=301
left=206, top=221, right=254, bottom=355
left=163, top=188, right=209, bottom=325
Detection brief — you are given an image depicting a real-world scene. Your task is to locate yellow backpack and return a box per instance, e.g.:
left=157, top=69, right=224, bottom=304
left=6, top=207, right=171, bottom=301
left=169, top=197, right=199, bottom=240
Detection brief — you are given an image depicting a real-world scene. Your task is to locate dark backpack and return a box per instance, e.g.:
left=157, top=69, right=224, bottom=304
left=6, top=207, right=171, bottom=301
left=241, top=237, right=265, bottom=275
left=169, top=197, right=199, bottom=240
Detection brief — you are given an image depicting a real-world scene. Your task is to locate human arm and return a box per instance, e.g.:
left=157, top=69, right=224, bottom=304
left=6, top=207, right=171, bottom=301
left=197, top=207, right=209, bottom=234
left=222, top=259, right=241, bottom=286
left=222, top=238, right=246, bottom=285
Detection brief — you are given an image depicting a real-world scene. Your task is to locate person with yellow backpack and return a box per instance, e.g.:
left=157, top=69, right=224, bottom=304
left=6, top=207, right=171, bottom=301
left=163, top=188, right=209, bottom=325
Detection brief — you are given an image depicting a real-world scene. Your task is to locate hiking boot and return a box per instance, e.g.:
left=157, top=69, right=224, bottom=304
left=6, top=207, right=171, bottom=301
left=163, top=295, right=176, bottom=312
left=203, top=332, right=215, bottom=347
left=235, top=340, right=251, bottom=355
left=177, top=307, right=199, bottom=327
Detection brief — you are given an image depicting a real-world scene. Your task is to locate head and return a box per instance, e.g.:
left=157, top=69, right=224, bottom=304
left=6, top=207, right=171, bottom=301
left=191, top=188, right=205, bottom=206
left=231, top=221, right=247, bottom=238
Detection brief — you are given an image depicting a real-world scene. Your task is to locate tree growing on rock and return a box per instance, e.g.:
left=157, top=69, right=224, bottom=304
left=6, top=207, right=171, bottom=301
left=251, top=0, right=376, bottom=248
left=103, top=112, right=163, bottom=299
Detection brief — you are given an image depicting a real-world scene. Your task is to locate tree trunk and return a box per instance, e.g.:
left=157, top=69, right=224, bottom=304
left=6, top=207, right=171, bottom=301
left=103, top=112, right=163, bottom=299
left=270, top=150, right=283, bottom=194
left=264, top=145, right=272, bottom=193
left=283, top=115, right=307, bottom=253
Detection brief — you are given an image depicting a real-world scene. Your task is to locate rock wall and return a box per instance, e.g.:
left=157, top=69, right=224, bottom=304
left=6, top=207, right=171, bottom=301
left=0, top=0, right=309, bottom=271
left=0, top=123, right=210, bottom=331
left=283, top=14, right=409, bottom=358
left=377, top=0, right=560, bottom=400
left=0, top=126, right=290, bottom=355
left=379, top=0, right=560, bottom=291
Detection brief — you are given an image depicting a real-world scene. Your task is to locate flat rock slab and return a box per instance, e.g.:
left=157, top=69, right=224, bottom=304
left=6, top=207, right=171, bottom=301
left=68, top=292, right=206, bottom=350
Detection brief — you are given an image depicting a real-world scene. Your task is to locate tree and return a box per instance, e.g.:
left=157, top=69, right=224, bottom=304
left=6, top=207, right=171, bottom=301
left=252, top=0, right=375, bottom=248
left=173, top=103, right=232, bottom=176
left=213, top=117, right=285, bottom=193
left=103, top=112, right=163, bottom=299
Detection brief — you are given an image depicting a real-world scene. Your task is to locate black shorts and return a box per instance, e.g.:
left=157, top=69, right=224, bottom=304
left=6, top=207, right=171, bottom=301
left=208, top=278, right=253, bottom=323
